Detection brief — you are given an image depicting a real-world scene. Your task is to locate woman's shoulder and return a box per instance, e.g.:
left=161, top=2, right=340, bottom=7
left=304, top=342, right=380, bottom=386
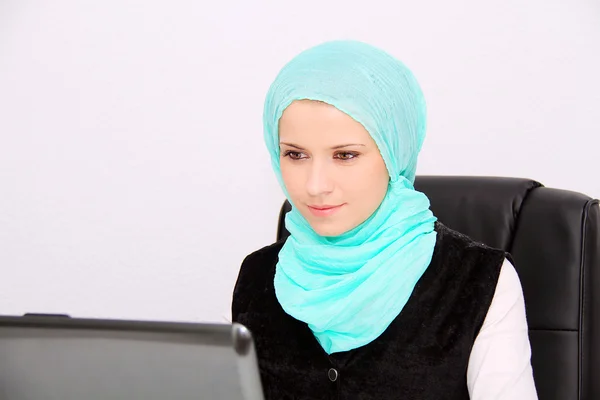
left=231, top=238, right=286, bottom=319
left=244, top=238, right=286, bottom=263
left=431, top=221, right=508, bottom=289
left=434, top=221, right=507, bottom=256
left=238, top=239, right=287, bottom=282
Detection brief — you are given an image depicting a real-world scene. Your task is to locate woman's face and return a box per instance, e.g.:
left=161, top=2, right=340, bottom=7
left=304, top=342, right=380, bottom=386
left=279, top=100, right=389, bottom=237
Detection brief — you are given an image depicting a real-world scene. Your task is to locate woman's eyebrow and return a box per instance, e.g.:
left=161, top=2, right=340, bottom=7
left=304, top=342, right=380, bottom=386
left=279, top=142, right=366, bottom=150
left=330, top=144, right=366, bottom=150
left=279, top=142, right=305, bottom=150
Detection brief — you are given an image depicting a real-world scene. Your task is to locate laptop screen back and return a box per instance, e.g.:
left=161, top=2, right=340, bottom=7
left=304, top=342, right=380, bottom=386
left=0, top=317, right=263, bottom=400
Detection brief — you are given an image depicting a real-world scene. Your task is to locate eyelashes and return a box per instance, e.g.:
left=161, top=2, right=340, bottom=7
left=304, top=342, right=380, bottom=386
left=281, top=150, right=360, bottom=162
left=281, top=150, right=306, bottom=160
left=335, top=151, right=360, bottom=161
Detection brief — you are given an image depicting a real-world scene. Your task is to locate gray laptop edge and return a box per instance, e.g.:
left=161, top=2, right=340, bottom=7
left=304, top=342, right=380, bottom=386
left=0, top=314, right=264, bottom=400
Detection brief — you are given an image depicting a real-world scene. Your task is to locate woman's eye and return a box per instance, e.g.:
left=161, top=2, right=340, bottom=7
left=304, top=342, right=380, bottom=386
left=335, top=151, right=359, bottom=161
left=283, top=150, right=305, bottom=160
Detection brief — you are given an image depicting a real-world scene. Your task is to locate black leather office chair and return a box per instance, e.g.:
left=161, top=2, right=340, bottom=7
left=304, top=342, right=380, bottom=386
left=276, top=176, right=600, bottom=400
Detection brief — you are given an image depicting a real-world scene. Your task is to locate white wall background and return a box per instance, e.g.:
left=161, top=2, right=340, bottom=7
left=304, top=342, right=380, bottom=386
left=1, top=1, right=599, bottom=323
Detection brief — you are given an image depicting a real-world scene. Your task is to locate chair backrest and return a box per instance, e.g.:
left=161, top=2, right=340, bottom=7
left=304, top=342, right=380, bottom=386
left=276, top=176, right=600, bottom=400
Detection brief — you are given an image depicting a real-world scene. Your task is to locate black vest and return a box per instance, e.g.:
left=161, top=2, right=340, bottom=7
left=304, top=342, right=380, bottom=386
left=232, top=222, right=506, bottom=400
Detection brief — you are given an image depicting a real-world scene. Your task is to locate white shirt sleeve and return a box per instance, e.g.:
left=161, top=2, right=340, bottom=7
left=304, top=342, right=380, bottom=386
left=466, top=258, right=539, bottom=399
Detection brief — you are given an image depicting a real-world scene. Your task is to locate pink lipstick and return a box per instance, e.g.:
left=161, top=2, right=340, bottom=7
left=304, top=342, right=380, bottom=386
left=307, top=204, right=344, bottom=217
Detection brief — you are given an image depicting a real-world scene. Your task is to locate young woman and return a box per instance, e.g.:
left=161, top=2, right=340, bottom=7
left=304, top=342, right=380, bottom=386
left=232, top=40, right=538, bottom=400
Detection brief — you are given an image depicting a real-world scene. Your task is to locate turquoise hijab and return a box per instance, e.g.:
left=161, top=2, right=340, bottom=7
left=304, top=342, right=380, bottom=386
left=263, top=40, right=437, bottom=354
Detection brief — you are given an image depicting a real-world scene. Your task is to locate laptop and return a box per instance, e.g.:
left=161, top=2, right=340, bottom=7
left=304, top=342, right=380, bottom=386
left=0, top=314, right=265, bottom=400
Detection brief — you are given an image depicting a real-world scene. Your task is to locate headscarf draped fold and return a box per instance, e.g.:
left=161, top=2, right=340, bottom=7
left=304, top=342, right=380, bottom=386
left=263, top=40, right=437, bottom=354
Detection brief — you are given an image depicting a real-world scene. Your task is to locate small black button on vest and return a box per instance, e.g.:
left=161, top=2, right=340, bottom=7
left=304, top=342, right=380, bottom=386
left=232, top=222, right=506, bottom=400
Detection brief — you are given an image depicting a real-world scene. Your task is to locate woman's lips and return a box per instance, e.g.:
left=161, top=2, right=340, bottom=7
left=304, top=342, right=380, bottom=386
left=307, top=204, right=345, bottom=217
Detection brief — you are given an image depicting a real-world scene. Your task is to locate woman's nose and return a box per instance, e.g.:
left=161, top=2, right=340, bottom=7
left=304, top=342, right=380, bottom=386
left=305, top=161, right=334, bottom=196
